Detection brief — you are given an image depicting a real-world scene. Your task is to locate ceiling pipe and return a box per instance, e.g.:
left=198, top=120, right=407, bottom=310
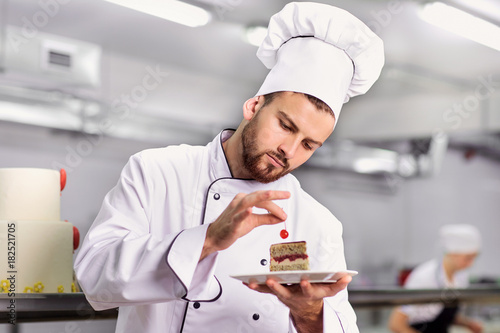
left=0, top=0, right=8, bottom=71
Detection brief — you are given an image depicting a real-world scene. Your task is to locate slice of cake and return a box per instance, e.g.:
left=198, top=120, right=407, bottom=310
left=270, top=241, right=309, bottom=271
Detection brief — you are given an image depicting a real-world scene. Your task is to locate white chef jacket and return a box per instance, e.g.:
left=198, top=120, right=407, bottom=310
left=74, top=130, right=358, bottom=333
left=400, top=259, right=469, bottom=324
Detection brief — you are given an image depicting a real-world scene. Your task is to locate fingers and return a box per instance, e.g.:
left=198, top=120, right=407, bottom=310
left=244, top=281, right=273, bottom=294
left=254, top=200, right=287, bottom=220
left=245, top=279, right=296, bottom=298
left=232, top=205, right=285, bottom=228
left=333, top=275, right=352, bottom=291
left=209, top=191, right=290, bottom=251
left=234, top=190, right=290, bottom=225
left=266, top=279, right=293, bottom=299
left=238, top=190, right=290, bottom=212
left=305, top=275, right=351, bottom=297
left=253, top=210, right=287, bottom=227
left=300, top=280, right=315, bottom=298
left=266, top=275, right=352, bottom=300
left=247, top=275, right=352, bottom=305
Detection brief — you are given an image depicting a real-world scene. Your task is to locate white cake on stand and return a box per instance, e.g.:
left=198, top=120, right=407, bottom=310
left=0, top=168, right=79, bottom=293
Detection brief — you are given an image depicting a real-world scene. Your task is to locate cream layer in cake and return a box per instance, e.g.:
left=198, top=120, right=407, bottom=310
left=270, top=241, right=310, bottom=271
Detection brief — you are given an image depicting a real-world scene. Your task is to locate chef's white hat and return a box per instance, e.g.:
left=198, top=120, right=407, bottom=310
left=440, top=224, right=481, bottom=254
left=255, top=2, right=384, bottom=125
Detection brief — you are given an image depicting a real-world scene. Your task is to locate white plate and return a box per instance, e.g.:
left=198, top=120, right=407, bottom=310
left=231, top=270, right=358, bottom=285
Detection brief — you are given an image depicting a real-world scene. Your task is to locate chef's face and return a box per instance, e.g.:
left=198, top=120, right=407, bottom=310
left=241, top=92, right=335, bottom=183
left=449, top=252, right=478, bottom=271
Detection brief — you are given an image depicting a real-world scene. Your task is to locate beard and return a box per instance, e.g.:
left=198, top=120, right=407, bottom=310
left=240, top=118, right=291, bottom=184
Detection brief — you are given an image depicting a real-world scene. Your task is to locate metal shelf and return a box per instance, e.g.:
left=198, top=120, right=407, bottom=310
left=0, top=293, right=116, bottom=323
left=1, top=286, right=499, bottom=323
left=349, top=285, right=500, bottom=308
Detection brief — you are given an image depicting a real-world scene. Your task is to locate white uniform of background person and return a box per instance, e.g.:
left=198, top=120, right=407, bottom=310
left=401, top=258, right=470, bottom=324
left=75, top=2, right=384, bottom=332
left=396, top=224, right=483, bottom=332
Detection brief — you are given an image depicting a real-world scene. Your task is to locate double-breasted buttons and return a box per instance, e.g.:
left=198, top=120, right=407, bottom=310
left=193, top=302, right=201, bottom=309
left=213, top=193, right=220, bottom=200
left=260, top=259, right=268, bottom=266
left=252, top=313, right=260, bottom=321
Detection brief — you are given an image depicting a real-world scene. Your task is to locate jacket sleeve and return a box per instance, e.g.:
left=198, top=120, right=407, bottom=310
left=288, top=204, right=359, bottom=332
left=323, top=289, right=359, bottom=332
left=287, top=288, right=358, bottom=333
left=74, top=153, right=220, bottom=310
left=321, top=228, right=359, bottom=333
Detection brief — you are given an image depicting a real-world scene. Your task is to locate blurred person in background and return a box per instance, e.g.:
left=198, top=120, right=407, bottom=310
left=388, top=224, right=483, bottom=333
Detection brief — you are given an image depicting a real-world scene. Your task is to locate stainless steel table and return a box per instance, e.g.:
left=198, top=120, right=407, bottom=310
left=1, top=293, right=116, bottom=332
left=349, top=285, right=500, bottom=308
left=1, top=287, right=499, bottom=328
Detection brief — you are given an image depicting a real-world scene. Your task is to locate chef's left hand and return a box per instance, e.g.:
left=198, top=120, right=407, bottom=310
left=465, top=320, right=483, bottom=333
left=245, top=275, right=352, bottom=332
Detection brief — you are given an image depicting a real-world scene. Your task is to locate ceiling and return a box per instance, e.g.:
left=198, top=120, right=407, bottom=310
left=4, top=0, right=500, bottom=82
left=1, top=0, right=500, bottom=167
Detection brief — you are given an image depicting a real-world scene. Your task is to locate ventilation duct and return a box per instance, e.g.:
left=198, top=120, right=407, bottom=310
left=307, top=132, right=449, bottom=179
left=0, top=25, right=101, bottom=89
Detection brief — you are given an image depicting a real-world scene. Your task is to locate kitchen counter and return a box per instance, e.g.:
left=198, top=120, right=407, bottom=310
left=1, top=286, right=499, bottom=323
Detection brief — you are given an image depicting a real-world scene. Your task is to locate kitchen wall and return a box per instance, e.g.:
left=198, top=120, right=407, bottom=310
left=1, top=1, right=500, bottom=332
left=1, top=115, right=499, bottom=333
left=296, top=148, right=500, bottom=285
left=1, top=119, right=499, bottom=286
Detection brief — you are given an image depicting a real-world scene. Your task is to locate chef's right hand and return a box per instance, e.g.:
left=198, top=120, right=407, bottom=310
left=200, top=190, right=290, bottom=261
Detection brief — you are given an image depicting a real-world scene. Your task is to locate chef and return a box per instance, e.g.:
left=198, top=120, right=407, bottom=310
left=388, top=224, right=483, bottom=333
left=74, top=2, right=384, bottom=332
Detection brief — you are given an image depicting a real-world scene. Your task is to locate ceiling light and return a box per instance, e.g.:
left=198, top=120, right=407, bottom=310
left=0, top=101, right=81, bottom=130
left=353, top=157, right=398, bottom=174
left=419, top=2, right=500, bottom=52
left=244, top=26, right=268, bottom=47
left=104, top=0, right=211, bottom=28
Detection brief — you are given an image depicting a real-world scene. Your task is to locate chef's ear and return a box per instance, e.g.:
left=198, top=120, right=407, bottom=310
left=243, top=96, right=262, bottom=121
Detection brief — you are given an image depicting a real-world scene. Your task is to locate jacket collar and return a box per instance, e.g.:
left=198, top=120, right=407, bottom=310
left=209, top=129, right=295, bottom=191
left=209, top=129, right=235, bottom=181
